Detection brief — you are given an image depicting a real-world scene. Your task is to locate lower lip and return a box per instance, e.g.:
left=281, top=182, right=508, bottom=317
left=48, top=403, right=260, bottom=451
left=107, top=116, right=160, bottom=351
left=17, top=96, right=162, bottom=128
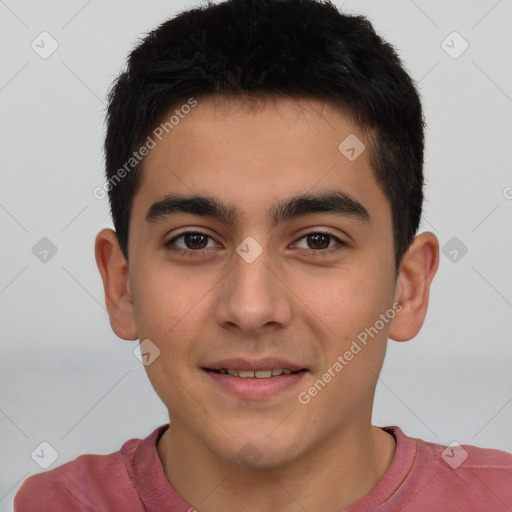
left=203, top=369, right=308, bottom=399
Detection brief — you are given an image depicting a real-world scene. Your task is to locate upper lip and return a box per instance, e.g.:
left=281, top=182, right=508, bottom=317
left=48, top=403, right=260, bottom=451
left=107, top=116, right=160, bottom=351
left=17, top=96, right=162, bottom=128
left=203, top=357, right=306, bottom=372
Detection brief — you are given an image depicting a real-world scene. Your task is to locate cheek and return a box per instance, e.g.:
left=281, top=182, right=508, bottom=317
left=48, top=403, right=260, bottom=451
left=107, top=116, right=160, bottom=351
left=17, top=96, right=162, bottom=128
left=294, top=260, right=393, bottom=403
left=290, top=263, right=391, bottom=339
left=131, top=262, right=204, bottom=338
left=131, top=265, right=214, bottom=382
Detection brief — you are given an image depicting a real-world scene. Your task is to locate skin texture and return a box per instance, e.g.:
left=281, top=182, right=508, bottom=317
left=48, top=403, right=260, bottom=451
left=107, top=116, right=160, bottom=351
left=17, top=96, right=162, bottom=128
left=95, top=96, right=439, bottom=511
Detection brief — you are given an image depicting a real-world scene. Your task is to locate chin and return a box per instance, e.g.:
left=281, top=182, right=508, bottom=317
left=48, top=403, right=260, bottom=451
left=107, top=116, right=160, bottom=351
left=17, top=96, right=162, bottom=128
left=212, top=429, right=305, bottom=470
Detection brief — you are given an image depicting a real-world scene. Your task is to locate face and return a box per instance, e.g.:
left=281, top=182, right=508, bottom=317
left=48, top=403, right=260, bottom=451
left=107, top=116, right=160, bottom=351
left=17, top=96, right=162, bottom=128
left=126, top=95, right=400, bottom=468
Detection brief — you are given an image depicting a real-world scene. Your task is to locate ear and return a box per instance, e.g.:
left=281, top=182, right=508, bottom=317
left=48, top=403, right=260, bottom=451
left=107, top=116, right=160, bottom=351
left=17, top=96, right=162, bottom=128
left=95, top=228, right=138, bottom=340
left=388, top=231, right=439, bottom=342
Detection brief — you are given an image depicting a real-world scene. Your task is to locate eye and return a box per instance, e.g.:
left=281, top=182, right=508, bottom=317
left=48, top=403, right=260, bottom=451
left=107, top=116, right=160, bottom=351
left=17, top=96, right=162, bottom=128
left=164, top=230, right=347, bottom=257
left=165, top=231, right=219, bottom=256
left=293, top=232, right=347, bottom=257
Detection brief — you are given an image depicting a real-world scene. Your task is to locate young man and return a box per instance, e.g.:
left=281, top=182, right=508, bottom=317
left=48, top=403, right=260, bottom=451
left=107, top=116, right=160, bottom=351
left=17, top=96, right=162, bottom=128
left=14, top=0, right=512, bottom=510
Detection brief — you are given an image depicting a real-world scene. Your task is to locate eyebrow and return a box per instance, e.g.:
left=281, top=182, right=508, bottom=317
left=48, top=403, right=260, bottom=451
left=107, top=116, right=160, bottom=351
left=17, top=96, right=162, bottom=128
left=145, top=190, right=370, bottom=227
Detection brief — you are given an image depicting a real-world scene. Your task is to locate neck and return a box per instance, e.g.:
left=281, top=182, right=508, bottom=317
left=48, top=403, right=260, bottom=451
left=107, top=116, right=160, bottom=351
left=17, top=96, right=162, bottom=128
left=157, top=419, right=396, bottom=512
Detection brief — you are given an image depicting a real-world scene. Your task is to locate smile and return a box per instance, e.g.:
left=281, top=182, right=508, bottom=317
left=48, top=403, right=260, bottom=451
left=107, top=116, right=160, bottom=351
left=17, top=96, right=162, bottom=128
left=203, top=367, right=308, bottom=399
left=209, top=368, right=302, bottom=378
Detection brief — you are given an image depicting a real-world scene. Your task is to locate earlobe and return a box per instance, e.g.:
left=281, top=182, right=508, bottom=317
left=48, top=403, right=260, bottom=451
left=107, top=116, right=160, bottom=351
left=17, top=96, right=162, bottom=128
left=95, top=228, right=138, bottom=340
left=388, top=231, right=439, bottom=342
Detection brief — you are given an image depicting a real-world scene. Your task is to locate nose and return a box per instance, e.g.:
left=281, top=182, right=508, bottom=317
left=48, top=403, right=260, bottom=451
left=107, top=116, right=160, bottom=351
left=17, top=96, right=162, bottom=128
left=214, top=246, right=293, bottom=337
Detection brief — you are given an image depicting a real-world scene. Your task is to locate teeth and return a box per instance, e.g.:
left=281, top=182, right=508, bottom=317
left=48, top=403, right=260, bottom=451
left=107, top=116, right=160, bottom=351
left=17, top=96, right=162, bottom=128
left=255, top=370, right=272, bottom=378
left=217, top=368, right=297, bottom=378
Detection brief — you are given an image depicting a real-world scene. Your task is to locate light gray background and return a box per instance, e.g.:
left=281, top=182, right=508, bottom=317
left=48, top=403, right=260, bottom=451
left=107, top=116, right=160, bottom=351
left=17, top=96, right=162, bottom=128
left=1, top=0, right=511, bottom=509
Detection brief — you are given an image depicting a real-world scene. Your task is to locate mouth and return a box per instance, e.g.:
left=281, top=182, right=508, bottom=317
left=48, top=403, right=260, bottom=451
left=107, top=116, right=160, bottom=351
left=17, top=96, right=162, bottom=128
left=205, top=368, right=307, bottom=378
left=201, top=359, right=309, bottom=399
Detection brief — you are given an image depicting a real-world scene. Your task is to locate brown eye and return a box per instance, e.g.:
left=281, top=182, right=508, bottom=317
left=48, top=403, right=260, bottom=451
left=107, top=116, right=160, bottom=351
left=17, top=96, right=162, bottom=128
left=305, top=233, right=331, bottom=249
left=164, top=230, right=347, bottom=258
left=294, top=232, right=347, bottom=257
left=181, top=233, right=209, bottom=250
left=165, top=231, right=217, bottom=254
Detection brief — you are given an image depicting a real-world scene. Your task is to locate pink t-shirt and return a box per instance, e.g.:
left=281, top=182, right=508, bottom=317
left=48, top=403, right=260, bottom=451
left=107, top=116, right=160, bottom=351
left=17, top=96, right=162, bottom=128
left=14, top=424, right=512, bottom=511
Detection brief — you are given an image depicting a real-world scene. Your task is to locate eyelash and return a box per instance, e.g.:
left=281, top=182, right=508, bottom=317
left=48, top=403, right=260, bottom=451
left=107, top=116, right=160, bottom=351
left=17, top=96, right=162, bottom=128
left=164, top=230, right=348, bottom=258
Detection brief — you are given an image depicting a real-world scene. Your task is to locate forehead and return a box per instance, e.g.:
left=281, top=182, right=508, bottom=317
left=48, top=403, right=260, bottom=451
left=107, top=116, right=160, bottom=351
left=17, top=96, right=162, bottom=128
left=131, top=95, right=390, bottom=230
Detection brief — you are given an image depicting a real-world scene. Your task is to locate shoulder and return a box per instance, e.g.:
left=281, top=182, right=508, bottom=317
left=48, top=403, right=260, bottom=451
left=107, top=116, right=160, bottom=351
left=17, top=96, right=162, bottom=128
left=393, top=427, right=512, bottom=510
left=416, top=432, right=512, bottom=474
left=14, top=438, right=143, bottom=512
